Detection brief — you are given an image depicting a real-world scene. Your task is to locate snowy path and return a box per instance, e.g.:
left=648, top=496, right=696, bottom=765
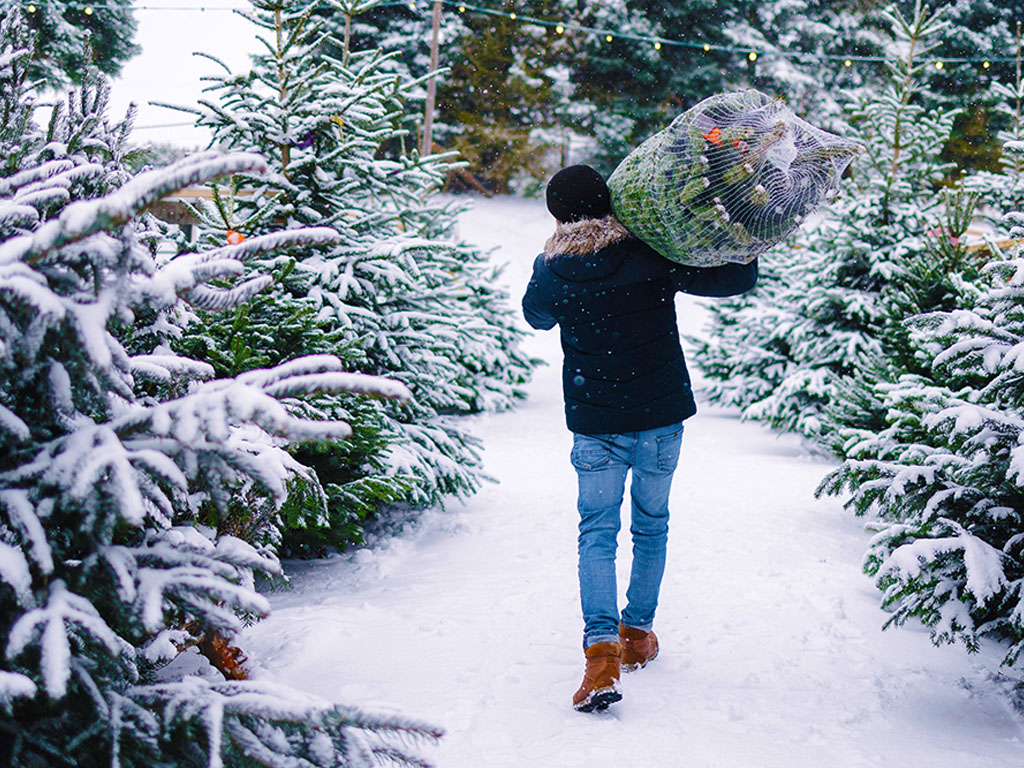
left=243, top=197, right=1024, bottom=768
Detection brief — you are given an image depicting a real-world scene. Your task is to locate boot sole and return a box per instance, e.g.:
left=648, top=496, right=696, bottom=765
left=573, top=685, right=623, bottom=713
left=622, top=648, right=658, bottom=673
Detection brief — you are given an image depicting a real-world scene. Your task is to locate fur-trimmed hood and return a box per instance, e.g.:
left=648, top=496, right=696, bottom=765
left=544, top=215, right=631, bottom=260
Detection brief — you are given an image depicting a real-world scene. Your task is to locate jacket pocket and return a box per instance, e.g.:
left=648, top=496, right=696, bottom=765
left=656, top=427, right=683, bottom=472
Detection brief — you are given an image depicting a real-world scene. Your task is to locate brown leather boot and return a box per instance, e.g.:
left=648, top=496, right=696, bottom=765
left=619, top=624, right=659, bottom=672
left=572, top=641, right=622, bottom=712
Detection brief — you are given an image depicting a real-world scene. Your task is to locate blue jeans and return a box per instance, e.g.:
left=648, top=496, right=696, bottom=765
left=571, top=422, right=684, bottom=649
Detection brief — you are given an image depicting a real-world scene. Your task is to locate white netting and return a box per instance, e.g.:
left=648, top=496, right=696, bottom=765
left=608, top=89, right=863, bottom=266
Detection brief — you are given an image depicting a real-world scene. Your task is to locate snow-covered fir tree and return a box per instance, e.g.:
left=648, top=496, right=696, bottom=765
left=690, top=0, right=981, bottom=450
left=0, top=17, right=140, bottom=214
left=817, top=149, right=1024, bottom=666
left=333, top=1, right=563, bottom=191
left=964, top=55, right=1024, bottom=214
left=333, top=1, right=1017, bottom=187
left=461, top=11, right=568, bottom=190
left=341, top=0, right=432, bottom=76
left=545, top=0, right=663, bottom=174
left=162, top=0, right=533, bottom=549
left=724, top=0, right=889, bottom=124
left=920, top=0, right=1015, bottom=173
left=0, top=16, right=441, bottom=765
left=6, top=0, right=140, bottom=87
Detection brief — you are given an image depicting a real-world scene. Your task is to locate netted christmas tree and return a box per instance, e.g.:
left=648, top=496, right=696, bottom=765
left=161, top=0, right=533, bottom=550
left=690, top=0, right=980, bottom=448
left=607, top=88, right=861, bottom=267
left=817, top=152, right=1024, bottom=666
left=0, top=16, right=442, bottom=765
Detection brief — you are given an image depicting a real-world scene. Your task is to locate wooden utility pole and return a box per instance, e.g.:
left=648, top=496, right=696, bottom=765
left=276, top=7, right=290, bottom=175
left=1017, top=20, right=1021, bottom=108
left=1011, top=21, right=1019, bottom=169
left=421, top=0, right=442, bottom=156
left=1016, top=21, right=1022, bottom=176
left=342, top=10, right=353, bottom=65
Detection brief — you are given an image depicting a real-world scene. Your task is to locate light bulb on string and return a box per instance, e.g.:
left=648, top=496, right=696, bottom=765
left=15, top=2, right=1003, bottom=79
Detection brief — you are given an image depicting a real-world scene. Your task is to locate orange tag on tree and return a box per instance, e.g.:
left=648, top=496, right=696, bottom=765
left=226, top=230, right=245, bottom=245
left=702, top=126, right=722, bottom=145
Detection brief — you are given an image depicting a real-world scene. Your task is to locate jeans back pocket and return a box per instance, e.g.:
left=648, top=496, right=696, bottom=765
left=571, top=437, right=612, bottom=471
left=655, top=427, right=683, bottom=472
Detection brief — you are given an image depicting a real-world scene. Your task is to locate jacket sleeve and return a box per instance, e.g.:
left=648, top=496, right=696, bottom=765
left=672, top=258, right=758, bottom=298
left=522, top=254, right=557, bottom=330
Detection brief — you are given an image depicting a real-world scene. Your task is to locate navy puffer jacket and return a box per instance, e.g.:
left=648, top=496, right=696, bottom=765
left=522, top=216, right=757, bottom=435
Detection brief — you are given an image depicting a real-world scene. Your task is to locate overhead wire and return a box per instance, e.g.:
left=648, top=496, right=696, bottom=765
left=21, top=0, right=1013, bottom=131
left=16, top=0, right=1018, bottom=65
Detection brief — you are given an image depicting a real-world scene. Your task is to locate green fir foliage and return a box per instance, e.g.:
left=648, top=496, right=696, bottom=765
left=817, top=220, right=1024, bottom=666
left=690, top=0, right=974, bottom=447
left=689, top=2, right=1024, bottom=668
left=434, top=0, right=566, bottom=192
left=162, top=0, right=533, bottom=550
left=8, top=0, right=141, bottom=87
left=0, top=16, right=441, bottom=763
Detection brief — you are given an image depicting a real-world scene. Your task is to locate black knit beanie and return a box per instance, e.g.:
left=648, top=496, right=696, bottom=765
left=545, top=164, right=611, bottom=223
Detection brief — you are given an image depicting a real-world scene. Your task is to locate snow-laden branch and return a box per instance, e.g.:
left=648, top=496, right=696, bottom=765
left=0, top=152, right=269, bottom=267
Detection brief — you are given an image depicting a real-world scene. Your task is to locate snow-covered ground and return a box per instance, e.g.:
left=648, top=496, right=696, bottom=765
left=241, top=196, right=1024, bottom=767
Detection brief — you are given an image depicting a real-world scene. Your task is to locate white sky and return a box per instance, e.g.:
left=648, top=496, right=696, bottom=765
left=108, top=1, right=261, bottom=148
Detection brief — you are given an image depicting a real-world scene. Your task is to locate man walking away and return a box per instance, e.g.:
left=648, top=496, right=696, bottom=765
left=522, top=164, right=758, bottom=712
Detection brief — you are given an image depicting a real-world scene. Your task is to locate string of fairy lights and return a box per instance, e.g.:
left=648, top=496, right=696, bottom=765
left=18, top=0, right=1020, bottom=72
